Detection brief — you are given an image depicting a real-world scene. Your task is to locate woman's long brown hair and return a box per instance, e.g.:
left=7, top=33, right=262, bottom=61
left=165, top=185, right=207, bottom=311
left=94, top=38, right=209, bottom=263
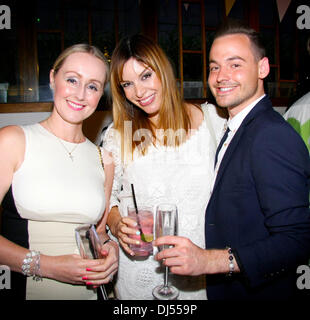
left=110, top=34, right=192, bottom=163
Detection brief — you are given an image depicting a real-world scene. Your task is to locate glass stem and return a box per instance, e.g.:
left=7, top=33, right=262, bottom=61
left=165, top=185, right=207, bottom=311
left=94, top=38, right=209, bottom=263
left=164, top=266, right=169, bottom=287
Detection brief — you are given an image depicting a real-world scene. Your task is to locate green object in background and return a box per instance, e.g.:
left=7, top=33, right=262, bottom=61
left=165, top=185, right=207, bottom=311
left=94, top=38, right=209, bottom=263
left=286, top=118, right=310, bottom=153
left=286, top=117, right=310, bottom=203
left=284, top=93, right=310, bottom=204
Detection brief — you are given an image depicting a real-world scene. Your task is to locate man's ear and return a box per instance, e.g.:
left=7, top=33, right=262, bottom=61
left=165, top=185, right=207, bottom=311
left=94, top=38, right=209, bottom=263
left=49, top=69, right=55, bottom=90
left=258, top=57, right=270, bottom=80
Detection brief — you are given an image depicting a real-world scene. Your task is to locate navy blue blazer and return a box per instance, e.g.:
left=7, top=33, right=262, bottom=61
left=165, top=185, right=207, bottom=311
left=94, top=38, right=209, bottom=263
left=205, top=96, right=310, bottom=300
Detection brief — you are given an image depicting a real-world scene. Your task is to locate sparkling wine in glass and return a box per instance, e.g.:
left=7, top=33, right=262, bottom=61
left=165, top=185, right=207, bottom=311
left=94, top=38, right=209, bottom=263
left=152, top=203, right=179, bottom=300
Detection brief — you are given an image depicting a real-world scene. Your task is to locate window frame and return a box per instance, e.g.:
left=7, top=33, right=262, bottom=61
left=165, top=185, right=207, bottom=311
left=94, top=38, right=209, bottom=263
left=0, top=0, right=305, bottom=113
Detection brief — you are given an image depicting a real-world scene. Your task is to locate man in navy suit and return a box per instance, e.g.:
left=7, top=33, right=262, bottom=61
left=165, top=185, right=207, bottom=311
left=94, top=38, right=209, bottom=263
left=155, top=21, right=310, bottom=300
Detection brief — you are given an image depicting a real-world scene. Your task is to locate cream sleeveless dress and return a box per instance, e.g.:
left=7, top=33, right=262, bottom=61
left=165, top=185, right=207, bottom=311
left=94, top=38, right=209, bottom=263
left=11, top=123, right=106, bottom=300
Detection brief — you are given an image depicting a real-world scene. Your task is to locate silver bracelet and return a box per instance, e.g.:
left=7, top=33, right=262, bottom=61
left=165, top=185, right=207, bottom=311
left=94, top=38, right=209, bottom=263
left=33, top=251, right=43, bottom=281
left=21, top=250, right=43, bottom=281
left=21, top=250, right=37, bottom=276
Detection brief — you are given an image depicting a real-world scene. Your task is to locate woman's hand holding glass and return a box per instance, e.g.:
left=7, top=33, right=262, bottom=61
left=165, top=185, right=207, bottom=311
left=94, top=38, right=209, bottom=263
left=40, top=253, right=116, bottom=286
left=73, top=225, right=119, bottom=287
left=85, top=238, right=119, bottom=286
left=111, top=205, right=154, bottom=257
left=110, top=211, right=142, bottom=256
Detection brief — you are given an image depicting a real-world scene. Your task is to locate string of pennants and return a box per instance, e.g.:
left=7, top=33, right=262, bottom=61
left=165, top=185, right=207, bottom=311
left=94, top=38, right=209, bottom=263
left=181, top=0, right=292, bottom=23
left=225, top=0, right=291, bottom=22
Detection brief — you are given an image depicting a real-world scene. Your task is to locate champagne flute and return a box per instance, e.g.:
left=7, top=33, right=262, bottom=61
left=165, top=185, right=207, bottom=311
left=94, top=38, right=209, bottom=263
left=152, top=203, right=179, bottom=300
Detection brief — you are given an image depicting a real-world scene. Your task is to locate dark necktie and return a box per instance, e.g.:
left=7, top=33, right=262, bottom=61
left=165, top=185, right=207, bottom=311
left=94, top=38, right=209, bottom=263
left=214, top=126, right=230, bottom=168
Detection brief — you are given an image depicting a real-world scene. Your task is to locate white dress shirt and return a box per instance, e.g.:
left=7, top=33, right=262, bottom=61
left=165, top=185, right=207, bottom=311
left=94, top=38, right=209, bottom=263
left=211, top=94, right=266, bottom=192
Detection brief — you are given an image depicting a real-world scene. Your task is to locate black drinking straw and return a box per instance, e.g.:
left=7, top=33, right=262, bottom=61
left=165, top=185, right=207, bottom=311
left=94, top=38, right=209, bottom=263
left=130, top=183, right=147, bottom=241
left=131, top=184, right=139, bottom=214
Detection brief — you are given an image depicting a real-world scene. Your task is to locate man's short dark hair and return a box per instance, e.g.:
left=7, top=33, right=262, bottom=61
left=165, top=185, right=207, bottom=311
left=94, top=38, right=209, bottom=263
left=214, top=20, right=266, bottom=61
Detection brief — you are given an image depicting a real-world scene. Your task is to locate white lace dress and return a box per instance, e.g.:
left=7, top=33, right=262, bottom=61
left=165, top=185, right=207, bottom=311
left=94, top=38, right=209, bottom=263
left=102, top=103, right=225, bottom=300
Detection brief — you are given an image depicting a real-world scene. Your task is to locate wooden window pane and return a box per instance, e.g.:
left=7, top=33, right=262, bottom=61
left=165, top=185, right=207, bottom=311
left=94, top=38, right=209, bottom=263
left=118, top=0, right=140, bottom=38
left=0, top=1, right=19, bottom=103
left=228, top=0, right=245, bottom=21
left=260, top=28, right=277, bottom=65
left=296, top=30, right=310, bottom=98
left=64, top=2, right=89, bottom=47
left=266, top=67, right=276, bottom=98
left=182, top=2, right=201, bottom=51
left=91, top=0, right=115, bottom=61
left=183, top=53, right=203, bottom=99
left=205, top=0, right=224, bottom=28
left=37, top=32, right=62, bottom=101
left=158, top=0, right=179, bottom=78
left=279, top=4, right=296, bottom=80
left=205, top=30, right=216, bottom=60
left=35, top=0, right=61, bottom=30
left=259, top=0, right=275, bottom=25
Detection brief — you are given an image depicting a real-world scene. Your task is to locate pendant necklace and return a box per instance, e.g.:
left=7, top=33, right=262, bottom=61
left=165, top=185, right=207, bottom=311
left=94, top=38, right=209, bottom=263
left=57, top=139, right=79, bottom=161
left=46, top=121, right=82, bottom=162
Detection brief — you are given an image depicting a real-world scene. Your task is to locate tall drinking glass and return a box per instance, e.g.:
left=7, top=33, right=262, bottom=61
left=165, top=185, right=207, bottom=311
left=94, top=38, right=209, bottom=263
left=127, top=205, right=154, bottom=256
left=152, top=203, right=179, bottom=300
left=75, top=224, right=109, bottom=300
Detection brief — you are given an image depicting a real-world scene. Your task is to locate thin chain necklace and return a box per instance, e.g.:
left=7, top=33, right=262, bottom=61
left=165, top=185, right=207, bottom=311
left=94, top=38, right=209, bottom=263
left=46, top=121, right=82, bottom=162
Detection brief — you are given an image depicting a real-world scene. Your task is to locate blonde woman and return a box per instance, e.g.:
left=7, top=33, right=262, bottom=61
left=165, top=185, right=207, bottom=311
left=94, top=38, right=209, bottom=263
left=101, top=34, right=226, bottom=300
left=0, top=44, right=118, bottom=300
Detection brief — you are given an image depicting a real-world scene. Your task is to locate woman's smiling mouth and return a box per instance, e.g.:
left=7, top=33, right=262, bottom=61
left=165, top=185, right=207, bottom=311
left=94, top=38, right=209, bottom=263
left=138, top=93, right=155, bottom=107
left=67, top=100, right=85, bottom=110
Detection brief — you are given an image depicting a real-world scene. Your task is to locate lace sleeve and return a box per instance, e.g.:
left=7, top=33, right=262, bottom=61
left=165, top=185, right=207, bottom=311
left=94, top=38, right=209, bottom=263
left=100, top=124, right=123, bottom=210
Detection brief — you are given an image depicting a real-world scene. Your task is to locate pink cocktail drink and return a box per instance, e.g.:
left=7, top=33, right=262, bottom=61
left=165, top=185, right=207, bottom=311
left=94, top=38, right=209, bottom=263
left=127, top=206, right=154, bottom=256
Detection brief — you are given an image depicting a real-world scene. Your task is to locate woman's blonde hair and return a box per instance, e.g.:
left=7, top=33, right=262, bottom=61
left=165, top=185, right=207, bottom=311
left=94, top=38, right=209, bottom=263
left=110, top=34, right=191, bottom=161
left=52, top=43, right=110, bottom=88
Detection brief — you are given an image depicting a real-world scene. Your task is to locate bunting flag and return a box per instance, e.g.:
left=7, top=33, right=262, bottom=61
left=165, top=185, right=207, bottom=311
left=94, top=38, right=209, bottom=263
left=225, top=0, right=236, bottom=16
left=276, top=0, right=291, bottom=22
